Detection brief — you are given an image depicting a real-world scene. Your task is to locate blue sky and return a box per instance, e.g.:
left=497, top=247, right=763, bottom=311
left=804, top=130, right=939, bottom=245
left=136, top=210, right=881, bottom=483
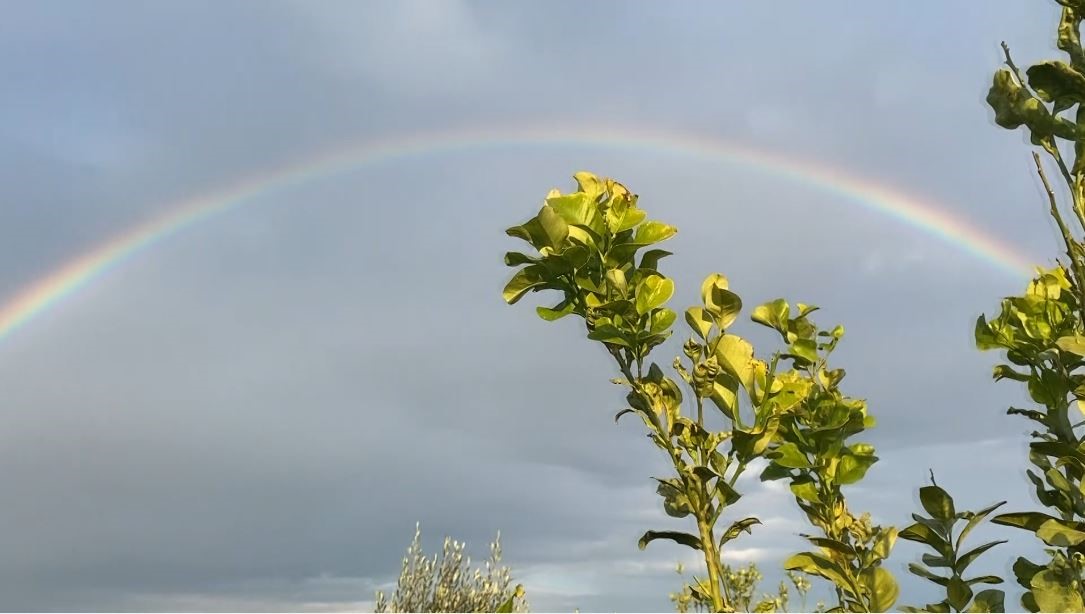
left=0, top=1, right=1072, bottom=611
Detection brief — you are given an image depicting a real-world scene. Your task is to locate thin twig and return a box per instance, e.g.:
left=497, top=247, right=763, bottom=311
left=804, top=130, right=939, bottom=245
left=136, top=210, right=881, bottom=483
left=1034, top=152, right=1078, bottom=264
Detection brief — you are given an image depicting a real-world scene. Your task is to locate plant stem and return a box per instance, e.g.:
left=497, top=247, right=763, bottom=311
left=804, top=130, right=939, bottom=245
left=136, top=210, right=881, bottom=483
left=696, top=515, right=728, bottom=612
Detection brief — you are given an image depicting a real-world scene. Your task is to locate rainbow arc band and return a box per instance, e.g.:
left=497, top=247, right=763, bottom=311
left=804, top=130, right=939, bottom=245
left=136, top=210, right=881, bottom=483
left=0, top=125, right=1037, bottom=343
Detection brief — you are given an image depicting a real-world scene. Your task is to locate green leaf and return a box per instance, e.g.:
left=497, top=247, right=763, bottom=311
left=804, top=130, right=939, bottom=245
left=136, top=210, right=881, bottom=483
left=1012, top=557, right=1045, bottom=590
left=685, top=307, right=714, bottom=340
left=1036, top=518, right=1085, bottom=546
left=537, top=204, right=569, bottom=249
left=771, top=442, right=812, bottom=469
left=633, top=220, right=677, bottom=245
left=496, top=595, right=514, bottom=613
left=789, top=338, right=819, bottom=364
left=956, top=501, right=1006, bottom=551
left=759, top=462, right=792, bottom=482
left=967, top=588, right=1005, bottom=613
left=655, top=478, right=694, bottom=518
left=923, top=553, right=952, bottom=569
left=650, top=308, right=677, bottom=334
left=948, top=576, right=974, bottom=612
left=536, top=300, right=575, bottom=321
left=908, top=563, right=950, bottom=587
left=719, top=517, right=762, bottom=547
left=790, top=477, right=822, bottom=503
left=547, top=191, right=601, bottom=231
left=836, top=452, right=877, bottom=485
left=503, top=251, right=537, bottom=266
left=751, top=299, right=790, bottom=337
left=991, top=511, right=1060, bottom=533
left=700, top=273, right=742, bottom=328
left=714, top=334, right=756, bottom=392
left=502, top=265, right=548, bottom=304
left=638, top=530, right=703, bottom=551
left=862, top=567, right=899, bottom=612
left=955, top=540, right=1006, bottom=574
left=966, top=576, right=1004, bottom=586
left=1027, top=61, right=1085, bottom=111
left=635, top=276, right=675, bottom=315
left=639, top=249, right=672, bottom=271
left=783, top=552, right=855, bottom=594
left=805, top=536, right=855, bottom=557
left=1032, top=566, right=1085, bottom=612
left=716, top=480, right=741, bottom=506
left=899, top=522, right=951, bottom=554
left=1055, top=333, right=1085, bottom=356
left=605, top=268, right=628, bottom=296
left=920, top=485, right=956, bottom=520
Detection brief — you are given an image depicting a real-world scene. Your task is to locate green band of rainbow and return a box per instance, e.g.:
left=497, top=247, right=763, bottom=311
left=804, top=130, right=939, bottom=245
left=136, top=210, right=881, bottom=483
left=0, top=125, right=1038, bottom=343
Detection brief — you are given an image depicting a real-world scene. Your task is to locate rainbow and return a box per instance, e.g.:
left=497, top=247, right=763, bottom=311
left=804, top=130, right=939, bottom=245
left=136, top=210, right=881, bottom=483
left=0, top=125, right=1038, bottom=343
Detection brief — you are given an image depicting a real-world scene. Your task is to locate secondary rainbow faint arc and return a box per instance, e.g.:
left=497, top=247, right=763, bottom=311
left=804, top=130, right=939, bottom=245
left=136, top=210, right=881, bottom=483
left=0, top=125, right=1037, bottom=343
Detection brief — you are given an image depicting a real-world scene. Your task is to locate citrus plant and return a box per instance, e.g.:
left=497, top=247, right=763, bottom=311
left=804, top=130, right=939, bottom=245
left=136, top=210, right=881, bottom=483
left=501, top=172, right=894, bottom=612
left=898, top=475, right=1007, bottom=612
left=976, top=0, right=1085, bottom=610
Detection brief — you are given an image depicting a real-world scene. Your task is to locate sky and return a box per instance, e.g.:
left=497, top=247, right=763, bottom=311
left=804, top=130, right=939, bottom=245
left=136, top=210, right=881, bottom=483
left=0, top=1, right=1074, bottom=611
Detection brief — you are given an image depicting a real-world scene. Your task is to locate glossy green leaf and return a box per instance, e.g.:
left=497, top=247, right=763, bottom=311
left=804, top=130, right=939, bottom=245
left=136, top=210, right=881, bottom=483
left=1027, top=61, right=1085, bottom=111
left=699, top=273, right=742, bottom=328
left=900, top=522, right=951, bottom=554
left=955, top=540, right=1006, bottom=574
left=502, top=265, right=548, bottom=304
left=638, top=249, right=671, bottom=271
left=957, top=501, right=1006, bottom=551
left=635, top=276, right=674, bottom=315
left=920, top=485, right=956, bottom=520
left=716, top=480, right=741, bottom=506
left=862, top=567, right=900, bottom=612
left=772, top=442, right=812, bottom=469
left=1012, top=557, right=1045, bottom=590
left=908, top=563, right=950, bottom=587
left=790, top=477, right=822, bottom=503
left=783, top=552, right=854, bottom=594
left=649, top=308, right=677, bottom=334
left=503, top=251, right=537, bottom=266
left=633, top=220, right=677, bottom=245
left=836, top=451, right=877, bottom=485
left=967, top=589, right=1006, bottom=613
left=714, top=334, right=755, bottom=392
left=537, top=204, right=569, bottom=248
left=991, top=511, right=1060, bottom=533
left=1056, top=333, right=1085, bottom=356
left=537, top=301, right=575, bottom=321
left=1032, top=566, right=1085, bottom=612
left=948, top=576, right=974, bottom=612
left=605, top=268, right=628, bottom=296
left=685, top=307, right=714, bottom=340
left=1036, top=518, right=1085, bottom=546
left=751, top=299, right=790, bottom=336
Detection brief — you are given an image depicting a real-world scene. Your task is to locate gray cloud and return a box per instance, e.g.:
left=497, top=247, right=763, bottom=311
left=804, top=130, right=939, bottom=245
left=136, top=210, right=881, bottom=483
left=0, top=0, right=1067, bottom=610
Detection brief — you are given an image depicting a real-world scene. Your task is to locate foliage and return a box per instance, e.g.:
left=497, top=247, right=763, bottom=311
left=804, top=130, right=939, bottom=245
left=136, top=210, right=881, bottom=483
left=978, top=2, right=1085, bottom=610
left=898, top=474, right=1007, bottom=612
left=501, top=172, right=893, bottom=612
left=669, top=562, right=802, bottom=613
left=374, top=523, right=528, bottom=613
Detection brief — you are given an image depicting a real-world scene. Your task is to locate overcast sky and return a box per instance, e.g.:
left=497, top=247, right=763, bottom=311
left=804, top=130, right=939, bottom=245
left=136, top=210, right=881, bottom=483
left=0, top=1, right=1074, bottom=611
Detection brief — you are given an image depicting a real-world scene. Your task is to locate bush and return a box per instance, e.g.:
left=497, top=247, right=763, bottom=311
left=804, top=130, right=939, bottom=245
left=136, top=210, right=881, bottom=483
left=374, top=523, right=528, bottom=613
